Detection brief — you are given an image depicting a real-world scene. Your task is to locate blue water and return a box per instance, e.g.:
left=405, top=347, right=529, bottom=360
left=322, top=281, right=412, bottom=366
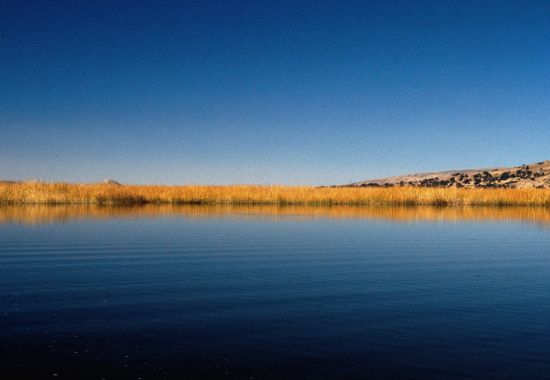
left=1, top=208, right=550, bottom=379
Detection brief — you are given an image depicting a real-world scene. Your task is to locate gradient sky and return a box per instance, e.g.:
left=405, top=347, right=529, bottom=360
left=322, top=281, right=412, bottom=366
left=1, top=0, right=550, bottom=185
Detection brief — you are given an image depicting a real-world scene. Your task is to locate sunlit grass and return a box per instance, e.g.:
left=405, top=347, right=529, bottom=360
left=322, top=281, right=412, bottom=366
left=1, top=181, right=550, bottom=206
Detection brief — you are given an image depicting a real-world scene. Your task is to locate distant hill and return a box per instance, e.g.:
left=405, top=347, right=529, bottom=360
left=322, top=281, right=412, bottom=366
left=348, top=160, right=550, bottom=189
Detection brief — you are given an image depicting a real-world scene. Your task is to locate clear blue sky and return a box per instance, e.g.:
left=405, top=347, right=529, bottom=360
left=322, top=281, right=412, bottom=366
left=1, top=0, right=549, bottom=185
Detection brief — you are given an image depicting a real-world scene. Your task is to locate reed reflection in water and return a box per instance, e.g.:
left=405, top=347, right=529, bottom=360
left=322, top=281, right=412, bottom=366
left=1, top=204, right=550, bottom=226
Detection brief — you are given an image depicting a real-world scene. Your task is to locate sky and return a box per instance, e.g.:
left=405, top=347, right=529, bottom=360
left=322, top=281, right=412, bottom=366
left=1, top=0, right=550, bottom=185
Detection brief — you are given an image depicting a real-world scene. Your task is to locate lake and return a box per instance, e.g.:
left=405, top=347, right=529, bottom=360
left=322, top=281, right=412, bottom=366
left=1, top=205, right=550, bottom=379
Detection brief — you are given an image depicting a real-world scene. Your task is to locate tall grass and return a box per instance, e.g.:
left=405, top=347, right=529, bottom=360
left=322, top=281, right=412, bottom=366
left=1, top=181, right=550, bottom=206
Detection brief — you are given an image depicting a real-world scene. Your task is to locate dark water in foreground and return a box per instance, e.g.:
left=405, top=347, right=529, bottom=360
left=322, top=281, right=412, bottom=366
left=1, top=205, right=550, bottom=379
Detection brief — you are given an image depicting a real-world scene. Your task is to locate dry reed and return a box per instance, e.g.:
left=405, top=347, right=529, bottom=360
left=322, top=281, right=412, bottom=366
left=1, top=181, right=550, bottom=206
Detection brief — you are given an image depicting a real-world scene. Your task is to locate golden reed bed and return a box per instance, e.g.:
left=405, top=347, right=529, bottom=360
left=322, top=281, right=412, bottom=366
left=1, top=181, right=550, bottom=206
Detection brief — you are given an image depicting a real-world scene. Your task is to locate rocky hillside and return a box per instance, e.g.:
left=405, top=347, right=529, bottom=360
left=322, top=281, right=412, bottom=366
left=349, top=161, right=550, bottom=189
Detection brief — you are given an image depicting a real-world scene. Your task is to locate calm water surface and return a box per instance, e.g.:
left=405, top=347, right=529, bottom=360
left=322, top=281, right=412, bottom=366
left=1, top=205, right=550, bottom=379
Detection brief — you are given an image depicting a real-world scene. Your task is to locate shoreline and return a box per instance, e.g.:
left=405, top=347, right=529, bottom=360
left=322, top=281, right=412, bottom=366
left=1, top=182, right=550, bottom=207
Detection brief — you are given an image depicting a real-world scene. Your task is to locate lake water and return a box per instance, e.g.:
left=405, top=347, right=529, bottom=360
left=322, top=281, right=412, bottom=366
left=1, top=205, right=550, bottom=379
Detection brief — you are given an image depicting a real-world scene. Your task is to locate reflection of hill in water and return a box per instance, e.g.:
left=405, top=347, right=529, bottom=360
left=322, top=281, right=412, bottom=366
left=1, top=204, right=550, bottom=226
